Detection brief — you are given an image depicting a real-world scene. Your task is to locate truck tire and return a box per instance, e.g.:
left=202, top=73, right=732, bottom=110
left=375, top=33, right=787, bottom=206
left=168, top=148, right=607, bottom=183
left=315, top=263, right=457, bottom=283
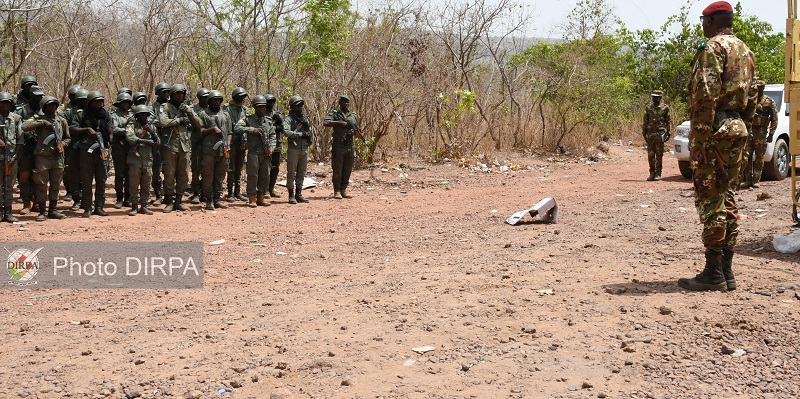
left=678, top=160, right=692, bottom=179
left=762, top=138, right=789, bottom=181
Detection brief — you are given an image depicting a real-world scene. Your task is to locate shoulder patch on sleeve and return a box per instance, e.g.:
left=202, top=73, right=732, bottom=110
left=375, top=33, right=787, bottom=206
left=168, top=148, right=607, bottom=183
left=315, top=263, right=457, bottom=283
left=696, top=39, right=708, bottom=50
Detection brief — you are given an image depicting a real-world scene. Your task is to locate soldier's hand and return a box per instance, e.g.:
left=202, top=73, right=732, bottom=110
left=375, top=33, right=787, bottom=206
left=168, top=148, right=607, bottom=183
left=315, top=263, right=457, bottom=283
left=127, top=116, right=135, bottom=124
left=179, top=103, right=190, bottom=113
left=266, top=149, right=272, bottom=157
left=213, top=127, right=222, bottom=136
left=42, top=120, right=53, bottom=129
left=140, top=139, right=154, bottom=146
left=253, top=128, right=263, bottom=136
left=87, top=128, right=98, bottom=137
left=338, top=120, right=349, bottom=128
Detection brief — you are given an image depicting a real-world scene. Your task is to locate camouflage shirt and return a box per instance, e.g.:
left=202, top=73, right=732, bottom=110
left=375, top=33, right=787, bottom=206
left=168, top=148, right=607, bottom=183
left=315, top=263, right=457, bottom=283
left=752, top=94, right=778, bottom=131
left=642, top=103, right=672, bottom=134
left=159, top=101, right=201, bottom=153
left=687, top=29, right=755, bottom=149
left=21, top=112, right=70, bottom=158
left=1, top=111, right=23, bottom=158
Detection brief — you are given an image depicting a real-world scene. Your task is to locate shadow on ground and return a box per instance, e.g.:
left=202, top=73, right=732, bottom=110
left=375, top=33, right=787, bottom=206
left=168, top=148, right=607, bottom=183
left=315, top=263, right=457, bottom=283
left=602, top=280, right=685, bottom=296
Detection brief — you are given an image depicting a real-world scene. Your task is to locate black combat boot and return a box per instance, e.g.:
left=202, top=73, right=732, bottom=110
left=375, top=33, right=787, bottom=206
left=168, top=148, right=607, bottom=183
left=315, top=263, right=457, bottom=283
left=678, top=248, right=727, bottom=292
left=129, top=205, right=138, bottom=216
left=35, top=202, right=47, bottom=222
left=70, top=199, right=81, bottom=211
left=722, top=247, right=736, bottom=291
left=235, top=185, right=247, bottom=201
left=3, top=206, right=18, bottom=223
left=647, top=172, right=655, bottom=181
left=139, top=205, right=154, bottom=215
left=174, top=196, right=189, bottom=211
left=214, top=193, right=229, bottom=209
left=163, top=195, right=174, bottom=213
left=82, top=207, right=91, bottom=218
left=48, top=200, right=65, bottom=219
left=288, top=189, right=296, bottom=204
left=295, top=188, right=309, bottom=203
left=114, top=196, right=123, bottom=209
left=226, top=185, right=235, bottom=202
left=205, top=199, right=215, bottom=211
left=93, top=205, right=108, bottom=216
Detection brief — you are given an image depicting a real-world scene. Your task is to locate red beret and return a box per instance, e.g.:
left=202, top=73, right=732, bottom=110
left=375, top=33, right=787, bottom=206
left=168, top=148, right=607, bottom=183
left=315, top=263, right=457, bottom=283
left=702, top=1, right=733, bottom=16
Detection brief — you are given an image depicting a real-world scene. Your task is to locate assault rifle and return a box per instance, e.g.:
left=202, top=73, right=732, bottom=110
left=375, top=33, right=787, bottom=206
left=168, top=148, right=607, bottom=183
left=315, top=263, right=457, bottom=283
left=166, top=100, right=194, bottom=146
left=1, top=122, right=11, bottom=200
left=211, top=114, right=230, bottom=160
left=336, top=109, right=365, bottom=142
left=43, top=119, right=65, bottom=161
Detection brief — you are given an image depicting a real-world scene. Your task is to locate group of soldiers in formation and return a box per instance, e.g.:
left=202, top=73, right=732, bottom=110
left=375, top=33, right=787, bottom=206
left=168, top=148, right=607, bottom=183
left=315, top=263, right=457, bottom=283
left=642, top=81, right=778, bottom=187
left=0, top=76, right=362, bottom=222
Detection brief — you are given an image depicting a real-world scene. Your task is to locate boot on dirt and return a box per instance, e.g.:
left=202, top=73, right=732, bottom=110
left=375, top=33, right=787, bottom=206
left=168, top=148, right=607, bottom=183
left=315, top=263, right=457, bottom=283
left=646, top=172, right=655, bottom=182
left=70, top=200, right=81, bottom=212
left=288, top=189, right=296, bottom=204
left=256, top=193, right=269, bottom=207
left=341, top=189, right=352, bottom=199
left=214, top=194, right=229, bottom=209
left=235, top=185, right=247, bottom=201
left=163, top=195, right=174, bottom=213
left=247, top=194, right=257, bottom=208
left=35, top=202, right=47, bottom=222
left=174, top=197, right=189, bottom=212
left=334, top=191, right=342, bottom=199
left=205, top=199, right=215, bottom=211
left=82, top=208, right=91, bottom=218
left=153, top=195, right=162, bottom=206
left=139, top=205, right=153, bottom=215
left=269, top=188, right=280, bottom=198
left=226, top=187, right=235, bottom=202
left=722, top=247, right=736, bottom=291
left=3, top=206, right=18, bottom=223
left=20, top=199, right=31, bottom=215
left=678, top=248, right=727, bottom=292
left=114, top=198, right=123, bottom=209
left=31, top=201, right=39, bottom=213
left=295, top=188, right=309, bottom=203
left=129, top=205, right=138, bottom=216
left=48, top=200, right=65, bottom=220
left=93, top=206, right=108, bottom=217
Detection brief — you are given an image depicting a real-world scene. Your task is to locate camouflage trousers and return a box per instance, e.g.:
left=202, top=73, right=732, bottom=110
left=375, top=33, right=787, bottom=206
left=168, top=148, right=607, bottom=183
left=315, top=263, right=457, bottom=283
left=691, top=121, right=747, bottom=248
left=128, top=161, right=152, bottom=206
left=33, top=156, right=64, bottom=202
left=1, top=159, right=18, bottom=207
left=739, top=127, right=768, bottom=185
left=645, top=132, right=664, bottom=175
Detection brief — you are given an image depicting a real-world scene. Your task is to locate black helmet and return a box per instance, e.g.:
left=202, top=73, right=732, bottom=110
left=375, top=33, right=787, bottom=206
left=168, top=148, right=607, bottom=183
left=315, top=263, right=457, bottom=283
left=20, top=75, right=37, bottom=88
left=250, top=95, right=267, bottom=106
left=67, top=84, right=83, bottom=97
left=231, top=87, right=248, bottom=98
left=39, top=96, right=59, bottom=109
left=208, top=90, right=223, bottom=101
left=132, top=91, right=147, bottom=104
left=0, top=92, right=14, bottom=105
left=170, top=84, right=187, bottom=94
left=288, top=95, right=304, bottom=106
left=132, top=105, right=151, bottom=116
left=114, top=92, right=133, bottom=105
left=196, top=88, right=210, bottom=98
left=29, top=85, right=44, bottom=97
left=87, top=91, right=105, bottom=103
left=117, top=87, right=132, bottom=95
left=154, top=82, right=170, bottom=94
left=264, top=94, right=276, bottom=102
left=75, top=89, right=89, bottom=101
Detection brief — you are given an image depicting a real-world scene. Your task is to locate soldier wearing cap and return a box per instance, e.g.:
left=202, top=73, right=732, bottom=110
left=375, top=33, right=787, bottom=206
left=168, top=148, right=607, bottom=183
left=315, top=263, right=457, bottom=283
left=73, top=91, right=113, bottom=218
left=642, top=90, right=672, bottom=181
left=159, top=84, right=201, bottom=212
left=739, top=80, right=778, bottom=189
left=283, top=95, right=313, bottom=204
left=0, top=92, right=24, bottom=223
left=190, top=88, right=210, bottom=204
left=150, top=82, right=170, bottom=206
left=678, top=1, right=755, bottom=292
left=197, top=90, right=232, bottom=210
left=67, top=88, right=89, bottom=211
left=110, top=92, right=134, bottom=209
left=16, top=84, right=45, bottom=215
left=324, top=94, right=361, bottom=198
left=126, top=105, right=160, bottom=216
left=22, top=96, right=69, bottom=221
left=265, top=94, right=284, bottom=198
left=225, top=87, right=249, bottom=202
left=234, top=95, right=276, bottom=207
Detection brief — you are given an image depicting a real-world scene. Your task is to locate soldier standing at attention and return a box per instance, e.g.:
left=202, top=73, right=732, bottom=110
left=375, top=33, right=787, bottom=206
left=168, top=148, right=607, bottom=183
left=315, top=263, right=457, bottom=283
left=22, top=96, right=69, bottom=221
left=67, top=89, right=89, bottom=211
left=198, top=90, right=231, bottom=210
left=159, top=84, right=201, bottom=213
left=74, top=91, right=113, bottom=218
left=642, top=90, right=672, bottom=181
left=110, top=92, right=134, bottom=209
left=15, top=76, right=38, bottom=108
left=739, top=80, right=778, bottom=189
left=678, top=1, right=755, bottom=292
left=190, top=88, right=210, bottom=204
left=126, top=105, right=160, bottom=216
left=60, top=84, right=82, bottom=201
left=17, top=84, right=44, bottom=215
left=265, top=94, right=284, bottom=198
left=234, top=95, right=276, bottom=207
left=283, top=96, right=312, bottom=204
left=132, top=92, right=148, bottom=107
left=225, top=87, right=249, bottom=202
left=0, top=92, right=23, bottom=223
left=324, top=94, right=360, bottom=199
left=151, top=82, right=170, bottom=206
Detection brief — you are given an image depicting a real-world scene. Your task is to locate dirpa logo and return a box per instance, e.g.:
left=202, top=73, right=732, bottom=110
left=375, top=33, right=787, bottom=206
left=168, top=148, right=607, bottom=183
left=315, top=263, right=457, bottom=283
left=6, top=247, right=43, bottom=286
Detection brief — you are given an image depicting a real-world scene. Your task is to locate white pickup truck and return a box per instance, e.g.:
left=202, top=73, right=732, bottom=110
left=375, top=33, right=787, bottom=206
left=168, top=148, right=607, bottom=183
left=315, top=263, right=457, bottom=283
left=673, top=84, right=790, bottom=180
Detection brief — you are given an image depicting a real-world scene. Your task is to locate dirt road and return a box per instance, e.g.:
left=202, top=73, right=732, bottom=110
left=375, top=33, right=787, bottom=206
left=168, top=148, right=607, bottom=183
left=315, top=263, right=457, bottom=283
left=2, top=144, right=799, bottom=399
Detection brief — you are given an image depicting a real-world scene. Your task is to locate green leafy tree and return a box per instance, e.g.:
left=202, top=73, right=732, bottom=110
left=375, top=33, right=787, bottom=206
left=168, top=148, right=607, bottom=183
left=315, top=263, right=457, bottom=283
left=298, top=0, right=356, bottom=74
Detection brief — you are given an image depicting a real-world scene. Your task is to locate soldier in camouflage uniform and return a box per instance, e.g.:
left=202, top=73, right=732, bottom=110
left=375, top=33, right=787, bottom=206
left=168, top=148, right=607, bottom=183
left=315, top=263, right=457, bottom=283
left=265, top=94, right=284, bottom=198
left=642, top=90, right=672, bottom=181
left=234, top=95, right=276, bottom=207
left=73, top=91, right=113, bottom=218
left=159, top=84, right=201, bottom=212
left=225, top=87, right=249, bottom=202
left=110, top=92, right=134, bottom=209
left=126, top=105, right=160, bottom=216
left=17, top=85, right=44, bottom=215
left=197, top=90, right=231, bottom=210
left=151, top=83, right=170, bottom=206
left=679, top=1, right=755, bottom=292
left=15, top=75, right=38, bottom=109
left=0, top=92, right=23, bottom=223
left=283, top=95, right=313, bottom=204
left=739, top=80, right=778, bottom=189
left=190, top=88, right=210, bottom=204
left=22, top=96, right=69, bottom=221
left=67, top=88, right=89, bottom=211
left=59, top=84, right=82, bottom=201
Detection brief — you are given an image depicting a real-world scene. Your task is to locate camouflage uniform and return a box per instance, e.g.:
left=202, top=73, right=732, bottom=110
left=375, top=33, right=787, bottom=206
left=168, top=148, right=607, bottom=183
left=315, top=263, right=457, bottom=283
left=740, top=86, right=778, bottom=187
left=159, top=101, right=201, bottom=208
left=126, top=121, right=160, bottom=209
left=679, top=25, right=755, bottom=292
left=75, top=108, right=112, bottom=213
left=284, top=109, right=313, bottom=201
left=59, top=100, right=77, bottom=198
left=233, top=112, right=276, bottom=198
left=225, top=103, right=248, bottom=200
left=191, top=101, right=207, bottom=199
left=16, top=99, right=42, bottom=212
left=22, top=112, right=69, bottom=204
left=1, top=110, right=23, bottom=218
left=197, top=107, right=232, bottom=207
left=110, top=108, right=133, bottom=205
left=150, top=99, right=167, bottom=202
left=642, top=96, right=671, bottom=180
left=267, top=107, right=284, bottom=197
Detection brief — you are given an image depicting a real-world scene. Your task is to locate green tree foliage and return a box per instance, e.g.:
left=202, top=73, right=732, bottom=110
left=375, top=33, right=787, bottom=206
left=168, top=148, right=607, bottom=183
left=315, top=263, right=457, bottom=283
left=731, top=3, right=785, bottom=84
left=298, top=0, right=356, bottom=74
